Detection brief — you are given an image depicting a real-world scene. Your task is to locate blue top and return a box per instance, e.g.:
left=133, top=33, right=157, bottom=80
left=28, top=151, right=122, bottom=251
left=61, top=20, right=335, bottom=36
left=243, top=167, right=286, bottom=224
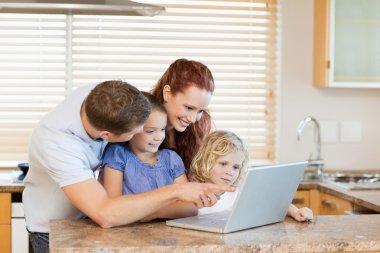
left=101, top=143, right=186, bottom=195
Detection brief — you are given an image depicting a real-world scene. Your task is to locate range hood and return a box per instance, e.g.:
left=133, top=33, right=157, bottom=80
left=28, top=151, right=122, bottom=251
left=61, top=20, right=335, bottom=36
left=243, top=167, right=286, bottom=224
left=0, top=0, right=165, bottom=16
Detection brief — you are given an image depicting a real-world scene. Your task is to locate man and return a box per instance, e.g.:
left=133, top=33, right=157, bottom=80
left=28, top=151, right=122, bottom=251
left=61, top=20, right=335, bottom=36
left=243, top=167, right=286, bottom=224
left=23, top=80, right=233, bottom=253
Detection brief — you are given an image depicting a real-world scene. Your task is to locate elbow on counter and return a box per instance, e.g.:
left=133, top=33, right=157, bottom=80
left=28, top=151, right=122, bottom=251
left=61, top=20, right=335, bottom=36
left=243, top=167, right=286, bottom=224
left=91, top=202, right=128, bottom=229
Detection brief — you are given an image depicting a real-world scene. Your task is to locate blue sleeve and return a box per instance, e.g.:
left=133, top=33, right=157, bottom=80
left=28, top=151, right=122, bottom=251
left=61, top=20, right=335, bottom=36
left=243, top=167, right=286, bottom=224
left=167, top=150, right=186, bottom=179
left=101, top=143, right=128, bottom=172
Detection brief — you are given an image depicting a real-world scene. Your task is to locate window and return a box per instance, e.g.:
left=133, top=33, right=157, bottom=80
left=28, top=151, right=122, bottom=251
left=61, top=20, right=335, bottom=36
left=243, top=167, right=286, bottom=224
left=0, top=0, right=278, bottom=166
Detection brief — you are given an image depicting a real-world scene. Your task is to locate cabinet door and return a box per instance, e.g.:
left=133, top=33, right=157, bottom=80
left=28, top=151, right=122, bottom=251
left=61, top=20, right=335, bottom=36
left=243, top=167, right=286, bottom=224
left=0, top=193, right=11, bottom=253
left=0, top=193, right=11, bottom=224
left=320, top=192, right=353, bottom=215
left=313, top=0, right=380, bottom=88
left=0, top=225, right=11, bottom=253
left=292, top=190, right=310, bottom=208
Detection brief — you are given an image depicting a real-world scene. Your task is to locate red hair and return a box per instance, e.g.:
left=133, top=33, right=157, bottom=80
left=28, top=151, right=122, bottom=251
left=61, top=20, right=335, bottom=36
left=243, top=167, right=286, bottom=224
left=151, top=58, right=214, bottom=169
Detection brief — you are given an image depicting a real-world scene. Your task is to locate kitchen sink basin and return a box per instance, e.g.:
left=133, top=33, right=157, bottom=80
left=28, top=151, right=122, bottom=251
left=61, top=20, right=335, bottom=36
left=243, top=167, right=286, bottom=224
left=323, top=172, right=380, bottom=183
left=322, top=171, right=380, bottom=190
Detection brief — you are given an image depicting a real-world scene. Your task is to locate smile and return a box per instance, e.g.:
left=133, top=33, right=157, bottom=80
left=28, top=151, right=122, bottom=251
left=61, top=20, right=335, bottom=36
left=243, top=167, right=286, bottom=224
left=178, top=118, right=190, bottom=128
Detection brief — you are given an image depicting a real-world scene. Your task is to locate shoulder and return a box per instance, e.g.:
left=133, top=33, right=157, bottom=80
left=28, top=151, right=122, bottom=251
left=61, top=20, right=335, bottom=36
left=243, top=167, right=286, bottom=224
left=103, top=143, right=131, bottom=159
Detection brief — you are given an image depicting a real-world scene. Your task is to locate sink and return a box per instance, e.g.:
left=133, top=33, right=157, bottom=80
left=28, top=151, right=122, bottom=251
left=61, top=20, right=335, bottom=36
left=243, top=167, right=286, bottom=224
left=324, top=172, right=380, bottom=183
left=322, top=171, right=380, bottom=190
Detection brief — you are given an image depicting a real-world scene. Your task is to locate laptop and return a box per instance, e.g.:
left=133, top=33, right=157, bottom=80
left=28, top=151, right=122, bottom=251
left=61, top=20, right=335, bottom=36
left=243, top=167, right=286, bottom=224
left=166, top=161, right=308, bottom=233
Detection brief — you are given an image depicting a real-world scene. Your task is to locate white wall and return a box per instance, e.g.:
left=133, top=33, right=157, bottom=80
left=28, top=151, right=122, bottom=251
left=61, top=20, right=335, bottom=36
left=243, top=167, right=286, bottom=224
left=279, top=0, right=380, bottom=170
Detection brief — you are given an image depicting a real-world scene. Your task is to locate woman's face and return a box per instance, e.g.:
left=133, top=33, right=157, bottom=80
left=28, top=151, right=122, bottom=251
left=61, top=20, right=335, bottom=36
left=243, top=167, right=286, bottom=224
left=163, top=85, right=212, bottom=132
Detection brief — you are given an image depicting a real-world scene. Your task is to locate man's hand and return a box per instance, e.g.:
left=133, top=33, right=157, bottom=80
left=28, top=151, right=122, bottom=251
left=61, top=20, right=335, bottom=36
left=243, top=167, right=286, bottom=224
left=172, top=182, right=235, bottom=208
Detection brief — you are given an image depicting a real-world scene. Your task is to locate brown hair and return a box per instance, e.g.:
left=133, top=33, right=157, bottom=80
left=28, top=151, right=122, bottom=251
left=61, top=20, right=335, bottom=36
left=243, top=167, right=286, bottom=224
left=84, top=80, right=151, bottom=135
left=151, top=58, right=215, bottom=169
left=189, top=130, right=250, bottom=187
left=141, top=91, right=166, bottom=115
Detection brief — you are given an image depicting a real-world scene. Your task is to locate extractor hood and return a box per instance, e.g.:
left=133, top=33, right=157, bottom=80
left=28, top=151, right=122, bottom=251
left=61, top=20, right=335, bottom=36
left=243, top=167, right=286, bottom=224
left=0, top=0, right=165, bottom=16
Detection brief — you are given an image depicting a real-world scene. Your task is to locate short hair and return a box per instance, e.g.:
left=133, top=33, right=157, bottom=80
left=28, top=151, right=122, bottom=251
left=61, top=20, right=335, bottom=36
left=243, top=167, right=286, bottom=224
left=84, top=80, right=151, bottom=135
left=141, top=91, right=166, bottom=115
left=189, top=130, right=250, bottom=187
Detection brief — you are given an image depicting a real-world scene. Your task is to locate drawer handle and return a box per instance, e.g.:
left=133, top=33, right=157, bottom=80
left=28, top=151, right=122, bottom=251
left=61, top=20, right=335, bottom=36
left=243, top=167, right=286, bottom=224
left=292, top=198, right=304, bottom=204
left=322, top=200, right=337, bottom=209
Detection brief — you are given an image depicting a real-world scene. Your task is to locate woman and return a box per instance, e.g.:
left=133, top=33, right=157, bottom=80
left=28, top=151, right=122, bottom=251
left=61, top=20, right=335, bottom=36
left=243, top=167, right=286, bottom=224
left=151, top=58, right=215, bottom=169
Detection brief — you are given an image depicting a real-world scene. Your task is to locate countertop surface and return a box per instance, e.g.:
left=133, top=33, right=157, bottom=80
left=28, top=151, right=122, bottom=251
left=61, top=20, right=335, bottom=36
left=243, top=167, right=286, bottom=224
left=298, top=181, right=380, bottom=213
left=2, top=169, right=380, bottom=252
left=50, top=215, right=380, bottom=253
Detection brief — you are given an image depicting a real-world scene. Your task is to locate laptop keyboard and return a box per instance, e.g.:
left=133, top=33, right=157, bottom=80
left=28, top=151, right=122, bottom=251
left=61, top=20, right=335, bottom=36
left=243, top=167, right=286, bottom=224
left=195, top=211, right=229, bottom=226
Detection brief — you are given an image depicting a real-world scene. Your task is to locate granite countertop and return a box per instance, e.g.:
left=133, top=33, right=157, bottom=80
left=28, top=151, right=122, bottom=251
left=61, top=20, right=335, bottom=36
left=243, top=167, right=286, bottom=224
left=50, top=215, right=380, bottom=253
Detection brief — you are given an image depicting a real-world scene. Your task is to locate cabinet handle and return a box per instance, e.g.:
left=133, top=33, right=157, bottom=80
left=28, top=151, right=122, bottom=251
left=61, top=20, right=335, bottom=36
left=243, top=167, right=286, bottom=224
left=292, top=198, right=304, bottom=204
left=322, top=200, right=337, bottom=209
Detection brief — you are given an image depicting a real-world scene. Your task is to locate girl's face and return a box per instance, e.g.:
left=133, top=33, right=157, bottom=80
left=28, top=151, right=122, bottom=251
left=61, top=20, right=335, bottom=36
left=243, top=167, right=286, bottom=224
left=163, top=85, right=212, bottom=132
left=129, top=110, right=167, bottom=154
left=207, top=150, right=245, bottom=186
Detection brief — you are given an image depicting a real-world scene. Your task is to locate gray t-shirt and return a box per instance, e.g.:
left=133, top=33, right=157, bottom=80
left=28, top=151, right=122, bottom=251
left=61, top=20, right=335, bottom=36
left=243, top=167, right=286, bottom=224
left=23, top=84, right=108, bottom=233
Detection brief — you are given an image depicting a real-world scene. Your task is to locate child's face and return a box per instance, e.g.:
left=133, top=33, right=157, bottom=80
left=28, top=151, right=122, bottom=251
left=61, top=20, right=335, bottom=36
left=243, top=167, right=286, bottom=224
left=129, top=110, right=167, bottom=154
left=207, top=150, right=245, bottom=186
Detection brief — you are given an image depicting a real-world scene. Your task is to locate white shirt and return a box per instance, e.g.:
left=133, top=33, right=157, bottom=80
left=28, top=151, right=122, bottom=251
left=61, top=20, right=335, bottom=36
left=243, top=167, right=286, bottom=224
left=198, top=189, right=239, bottom=215
left=23, top=84, right=108, bottom=233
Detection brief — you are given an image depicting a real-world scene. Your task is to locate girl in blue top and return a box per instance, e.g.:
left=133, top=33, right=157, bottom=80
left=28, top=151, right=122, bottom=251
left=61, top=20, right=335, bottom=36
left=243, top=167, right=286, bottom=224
left=101, top=92, right=189, bottom=195
left=100, top=92, right=197, bottom=219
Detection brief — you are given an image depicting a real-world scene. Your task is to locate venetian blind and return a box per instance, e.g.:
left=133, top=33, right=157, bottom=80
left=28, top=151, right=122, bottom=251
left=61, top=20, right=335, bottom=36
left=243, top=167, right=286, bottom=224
left=0, top=14, right=67, bottom=165
left=0, top=0, right=278, bottom=166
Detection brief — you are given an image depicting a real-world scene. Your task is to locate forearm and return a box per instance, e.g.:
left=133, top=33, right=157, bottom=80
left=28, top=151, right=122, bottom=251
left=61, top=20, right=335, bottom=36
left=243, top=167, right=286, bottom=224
left=97, top=184, right=180, bottom=227
left=140, top=201, right=198, bottom=222
left=64, top=179, right=234, bottom=228
left=286, top=204, right=298, bottom=218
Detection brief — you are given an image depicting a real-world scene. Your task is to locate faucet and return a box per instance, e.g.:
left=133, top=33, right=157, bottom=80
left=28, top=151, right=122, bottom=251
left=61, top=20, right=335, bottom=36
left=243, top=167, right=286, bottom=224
left=296, top=116, right=324, bottom=178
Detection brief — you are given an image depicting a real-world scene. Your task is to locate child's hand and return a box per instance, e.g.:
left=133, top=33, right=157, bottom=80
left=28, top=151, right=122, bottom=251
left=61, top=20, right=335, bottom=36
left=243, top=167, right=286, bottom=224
left=293, top=207, right=313, bottom=222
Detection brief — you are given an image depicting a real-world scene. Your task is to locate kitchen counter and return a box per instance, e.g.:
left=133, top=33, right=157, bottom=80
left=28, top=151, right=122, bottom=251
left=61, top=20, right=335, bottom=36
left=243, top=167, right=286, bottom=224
left=0, top=170, right=24, bottom=193
left=3, top=169, right=380, bottom=252
left=299, top=181, right=380, bottom=213
left=50, top=215, right=380, bottom=253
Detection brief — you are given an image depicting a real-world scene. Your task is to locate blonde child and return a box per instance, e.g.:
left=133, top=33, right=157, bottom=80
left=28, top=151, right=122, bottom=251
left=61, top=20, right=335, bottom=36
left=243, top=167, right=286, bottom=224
left=188, top=130, right=313, bottom=222
left=100, top=92, right=197, bottom=219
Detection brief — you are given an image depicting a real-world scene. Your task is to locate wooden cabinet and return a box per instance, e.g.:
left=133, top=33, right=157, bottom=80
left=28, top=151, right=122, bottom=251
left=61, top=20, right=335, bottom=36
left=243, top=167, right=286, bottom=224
left=293, top=189, right=321, bottom=214
left=313, top=0, right=380, bottom=88
left=293, top=189, right=354, bottom=215
left=292, top=190, right=310, bottom=208
left=320, top=192, right=353, bottom=215
left=0, top=193, right=11, bottom=253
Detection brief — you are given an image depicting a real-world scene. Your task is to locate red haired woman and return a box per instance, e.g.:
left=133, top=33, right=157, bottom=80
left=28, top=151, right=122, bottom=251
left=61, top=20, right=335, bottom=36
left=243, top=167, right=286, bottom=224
left=151, top=58, right=215, bottom=170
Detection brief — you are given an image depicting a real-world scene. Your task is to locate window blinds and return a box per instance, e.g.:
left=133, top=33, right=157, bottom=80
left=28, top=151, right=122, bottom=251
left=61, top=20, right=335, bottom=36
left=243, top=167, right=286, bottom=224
left=0, top=0, right=278, bottom=166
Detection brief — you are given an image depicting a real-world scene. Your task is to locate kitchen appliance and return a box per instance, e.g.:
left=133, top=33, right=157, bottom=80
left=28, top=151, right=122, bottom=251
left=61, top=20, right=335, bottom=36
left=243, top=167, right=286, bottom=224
left=11, top=202, right=29, bottom=253
left=17, top=162, right=29, bottom=181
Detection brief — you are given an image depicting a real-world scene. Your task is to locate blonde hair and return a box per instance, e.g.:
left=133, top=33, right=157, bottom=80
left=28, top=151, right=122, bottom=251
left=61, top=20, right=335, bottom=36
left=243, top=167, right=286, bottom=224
left=189, top=130, right=250, bottom=186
